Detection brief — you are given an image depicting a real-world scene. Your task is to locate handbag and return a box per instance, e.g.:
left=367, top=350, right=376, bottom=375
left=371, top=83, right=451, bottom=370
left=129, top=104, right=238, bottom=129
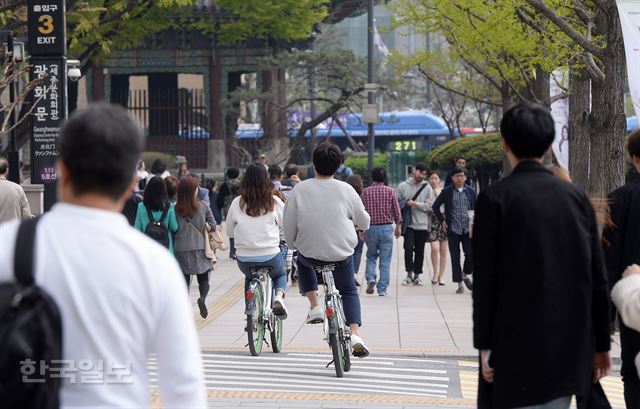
left=208, top=224, right=228, bottom=251
left=401, top=183, right=428, bottom=235
left=187, top=220, right=217, bottom=265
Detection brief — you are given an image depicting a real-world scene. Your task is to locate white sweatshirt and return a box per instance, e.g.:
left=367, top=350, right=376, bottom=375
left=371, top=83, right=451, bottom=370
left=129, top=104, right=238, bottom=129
left=611, top=274, right=640, bottom=378
left=283, top=178, right=371, bottom=261
left=226, top=195, right=284, bottom=257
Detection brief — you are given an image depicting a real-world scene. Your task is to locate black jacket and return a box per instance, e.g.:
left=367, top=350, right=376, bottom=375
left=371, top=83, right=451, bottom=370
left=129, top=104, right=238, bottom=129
left=472, top=161, right=610, bottom=409
left=602, top=178, right=640, bottom=382
left=432, top=184, right=476, bottom=229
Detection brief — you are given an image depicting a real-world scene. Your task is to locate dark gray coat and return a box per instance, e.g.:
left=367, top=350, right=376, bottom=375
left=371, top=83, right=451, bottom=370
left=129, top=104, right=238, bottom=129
left=174, top=204, right=215, bottom=253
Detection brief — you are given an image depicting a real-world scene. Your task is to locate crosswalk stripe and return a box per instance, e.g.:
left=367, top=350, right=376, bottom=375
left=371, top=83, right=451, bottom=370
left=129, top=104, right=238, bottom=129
left=287, top=352, right=448, bottom=364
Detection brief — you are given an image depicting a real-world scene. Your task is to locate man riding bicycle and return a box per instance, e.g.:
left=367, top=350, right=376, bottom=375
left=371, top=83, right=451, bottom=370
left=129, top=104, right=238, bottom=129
left=283, top=142, right=371, bottom=357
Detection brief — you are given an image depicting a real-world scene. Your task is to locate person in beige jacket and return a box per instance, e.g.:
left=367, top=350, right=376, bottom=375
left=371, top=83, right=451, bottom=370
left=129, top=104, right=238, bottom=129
left=0, top=156, right=32, bottom=223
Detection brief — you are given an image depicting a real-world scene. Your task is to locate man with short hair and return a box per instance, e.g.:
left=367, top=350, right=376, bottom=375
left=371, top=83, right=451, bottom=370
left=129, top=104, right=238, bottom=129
left=334, top=153, right=353, bottom=181
left=361, top=167, right=402, bottom=296
left=282, top=163, right=300, bottom=187
left=603, top=128, right=640, bottom=406
left=0, top=103, right=206, bottom=408
left=432, top=167, right=476, bottom=294
left=473, top=102, right=610, bottom=409
left=0, top=156, right=33, bottom=223
left=397, top=163, right=435, bottom=286
left=445, top=156, right=472, bottom=187
left=284, top=142, right=371, bottom=357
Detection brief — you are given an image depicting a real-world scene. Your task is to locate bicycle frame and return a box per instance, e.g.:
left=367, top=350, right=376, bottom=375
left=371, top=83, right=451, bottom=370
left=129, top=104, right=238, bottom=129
left=247, top=268, right=272, bottom=324
left=316, top=265, right=350, bottom=341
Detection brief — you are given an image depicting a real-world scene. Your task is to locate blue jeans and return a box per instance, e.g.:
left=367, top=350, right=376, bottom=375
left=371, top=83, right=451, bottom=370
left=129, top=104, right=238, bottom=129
left=236, top=247, right=288, bottom=296
left=353, top=236, right=364, bottom=275
left=364, top=224, right=394, bottom=293
left=513, top=396, right=571, bottom=409
left=296, top=253, right=362, bottom=326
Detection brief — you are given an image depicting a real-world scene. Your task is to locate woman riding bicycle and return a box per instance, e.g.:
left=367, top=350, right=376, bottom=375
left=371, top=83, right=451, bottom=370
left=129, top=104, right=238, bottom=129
left=226, top=164, right=288, bottom=319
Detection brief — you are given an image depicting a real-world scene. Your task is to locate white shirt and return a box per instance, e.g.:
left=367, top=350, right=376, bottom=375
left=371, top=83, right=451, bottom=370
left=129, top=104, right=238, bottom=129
left=0, top=204, right=206, bottom=408
left=226, top=196, right=284, bottom=257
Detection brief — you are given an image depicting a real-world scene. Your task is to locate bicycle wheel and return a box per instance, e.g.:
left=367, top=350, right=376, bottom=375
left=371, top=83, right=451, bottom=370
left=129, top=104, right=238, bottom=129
left=342, top=333, right=351, bottom=372
left=270, top=315, right=283, bottom=353
left=247, top=284, right=265, bottom=356
left=328, top=321, right=345, bottom=378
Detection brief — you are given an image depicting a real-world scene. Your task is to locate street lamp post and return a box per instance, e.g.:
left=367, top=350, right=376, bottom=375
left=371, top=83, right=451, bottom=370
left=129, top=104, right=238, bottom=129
left=367, top=0, right=375, bottom=173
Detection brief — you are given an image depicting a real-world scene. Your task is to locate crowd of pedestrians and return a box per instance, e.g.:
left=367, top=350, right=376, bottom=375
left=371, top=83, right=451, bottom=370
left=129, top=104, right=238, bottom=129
left=3, top=100, right=640, bottom=408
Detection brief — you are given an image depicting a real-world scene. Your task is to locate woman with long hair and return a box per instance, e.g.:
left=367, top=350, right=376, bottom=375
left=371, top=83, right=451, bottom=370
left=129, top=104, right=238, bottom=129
left=427, top=171, right=448, bottom=285
left=134, top=176, right=179, bottom=254
left=226, top=164, right=288, bottom=318
left=174, top=177, right=216, bottom=318
left=346, top=174, right=365, bottom=287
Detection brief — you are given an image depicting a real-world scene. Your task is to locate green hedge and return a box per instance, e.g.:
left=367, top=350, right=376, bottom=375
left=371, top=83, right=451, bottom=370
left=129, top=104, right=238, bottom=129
left=428, top=133, right=503, bottom=188
left=344, top=153, right=389, bottom=177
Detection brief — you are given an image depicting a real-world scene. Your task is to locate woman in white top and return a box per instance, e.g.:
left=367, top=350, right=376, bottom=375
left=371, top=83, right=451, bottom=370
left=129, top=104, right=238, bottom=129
left=226, top=164, right=288, bottom=318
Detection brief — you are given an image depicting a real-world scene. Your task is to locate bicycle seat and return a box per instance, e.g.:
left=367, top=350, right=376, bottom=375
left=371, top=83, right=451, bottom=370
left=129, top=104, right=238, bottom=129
left=313, top=264, right=336, bottom=273
left=249, top=266, right=272, bottom=275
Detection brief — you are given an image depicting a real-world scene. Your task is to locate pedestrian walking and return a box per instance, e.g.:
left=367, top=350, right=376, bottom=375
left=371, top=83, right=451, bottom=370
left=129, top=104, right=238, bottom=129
left=612, top=264, right=640, bottom=382
left=282, top=163, right=301, bottom=187
left=148, top=158, right=171, bottom=181
left=269, top=164, right=293, bottom=200
left=346, top=174, right=365, bottom=287
left=217, top=167, right=241, bottom=259
left=473, top=102, right=611, bottom=409
left=284, top=142, right=371, bottom=357
left=444, top=156, right=472, bottom=187
left=205, top=179, right=223, bottom=225
left=397, top=163, right=435, bottom=286
left=136, top=160, right=148, bottom=190
left=226, top=164, right=288, bottom=319
left=432, top=168, right=475, bottom=294
left=427, top=171, right=448, bottom=285
left=361, top=167, right=402, bottom=296
left=134, top=176, right=179, bottom=254
left=0, top=156, right=33, bottom=224
left=602, top=128, right=640, bottom=406
left=334, top=153, right=353, bottom=181
left=164, top=175, right=179, bottom=203
left=0, top=103, right=206, bottom=407
left=174, top=177, right=216, bottom=319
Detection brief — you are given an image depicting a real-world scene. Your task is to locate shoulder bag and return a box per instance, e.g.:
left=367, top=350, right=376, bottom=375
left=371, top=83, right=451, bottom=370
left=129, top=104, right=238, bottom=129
left=401, top=183, right=428, bottom=235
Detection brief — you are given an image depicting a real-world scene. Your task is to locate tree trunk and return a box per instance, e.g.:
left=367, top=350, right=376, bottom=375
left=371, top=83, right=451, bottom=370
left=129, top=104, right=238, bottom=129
left=587, top=2, right=627, bottom=198
left=534, top=66, right=551, bottom=108
left=568, top=67, right=591, bottom=189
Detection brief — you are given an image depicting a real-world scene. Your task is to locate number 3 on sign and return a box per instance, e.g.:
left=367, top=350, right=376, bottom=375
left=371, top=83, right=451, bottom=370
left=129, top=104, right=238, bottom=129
left=38, top=15, right=54, bottom=35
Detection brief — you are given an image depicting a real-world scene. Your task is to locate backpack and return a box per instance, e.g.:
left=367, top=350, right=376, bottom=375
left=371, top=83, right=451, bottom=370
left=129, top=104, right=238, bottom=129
left=144, top=205, right=170, bottom=248
left=0, top=217, right=62, bottom=408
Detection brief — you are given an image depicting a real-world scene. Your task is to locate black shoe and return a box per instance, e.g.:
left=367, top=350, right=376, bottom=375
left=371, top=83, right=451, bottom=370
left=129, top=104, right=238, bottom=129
left=463, top=276, right=473, bottom=291
left=229, top=253, right=236, bottom=260
left=197, top=298, right=208, bottom=319
left=366, top=282, right=375, bottom=295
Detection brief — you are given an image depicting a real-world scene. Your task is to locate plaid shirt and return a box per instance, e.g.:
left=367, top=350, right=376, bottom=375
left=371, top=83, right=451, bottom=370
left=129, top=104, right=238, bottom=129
left=361, top=183, right=402, bottom=225
left=451, top=187, right=470, bottom=234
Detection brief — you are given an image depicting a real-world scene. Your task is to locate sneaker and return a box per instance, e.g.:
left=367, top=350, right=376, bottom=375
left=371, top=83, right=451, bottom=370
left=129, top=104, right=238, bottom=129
left=456, top=284, right=464, bottom=294
left=305, top=306, right=324, bottom=324
left=463, top=276, right=473, bottom=291
left=401, top=274, right=414, bottom=286
left=197, top=298, right=208, bottom=319
left=350, top=334, right=370, bottom=358
left=366, top=281, right=375, bottom=294
left=273, top=299, right=288, bottom=320
left=414, top=276, right=425, bottom=286
left=378, top=291, right=388, bottom=296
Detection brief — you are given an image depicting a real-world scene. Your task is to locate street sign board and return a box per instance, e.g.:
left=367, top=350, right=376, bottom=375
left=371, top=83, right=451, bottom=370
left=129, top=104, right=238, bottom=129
left=29, top=57, right=67, bottom=187
left=27, top=0, right=66, bottom=56
left=362, top=103, right=379, bottom=124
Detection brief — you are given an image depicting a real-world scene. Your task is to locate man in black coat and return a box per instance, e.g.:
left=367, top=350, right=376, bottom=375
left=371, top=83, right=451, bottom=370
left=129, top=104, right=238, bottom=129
left=472, top=102, right=611, bottom=409
left=602, top=128, right=640, bottom=407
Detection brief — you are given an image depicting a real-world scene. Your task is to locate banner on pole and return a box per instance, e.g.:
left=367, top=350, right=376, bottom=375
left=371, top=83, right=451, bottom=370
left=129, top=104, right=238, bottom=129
left=550, top=70, right=570, bottom=170
left=617, top=0, right=640, bottom=119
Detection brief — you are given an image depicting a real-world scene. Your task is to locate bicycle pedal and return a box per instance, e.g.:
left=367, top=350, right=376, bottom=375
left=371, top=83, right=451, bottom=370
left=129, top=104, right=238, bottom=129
left=325, top=359, right=334, bottom=368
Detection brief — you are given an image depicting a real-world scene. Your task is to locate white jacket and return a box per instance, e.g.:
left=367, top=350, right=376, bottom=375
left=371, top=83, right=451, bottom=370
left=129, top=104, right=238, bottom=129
left=611, top=274, right=640, bottom=378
